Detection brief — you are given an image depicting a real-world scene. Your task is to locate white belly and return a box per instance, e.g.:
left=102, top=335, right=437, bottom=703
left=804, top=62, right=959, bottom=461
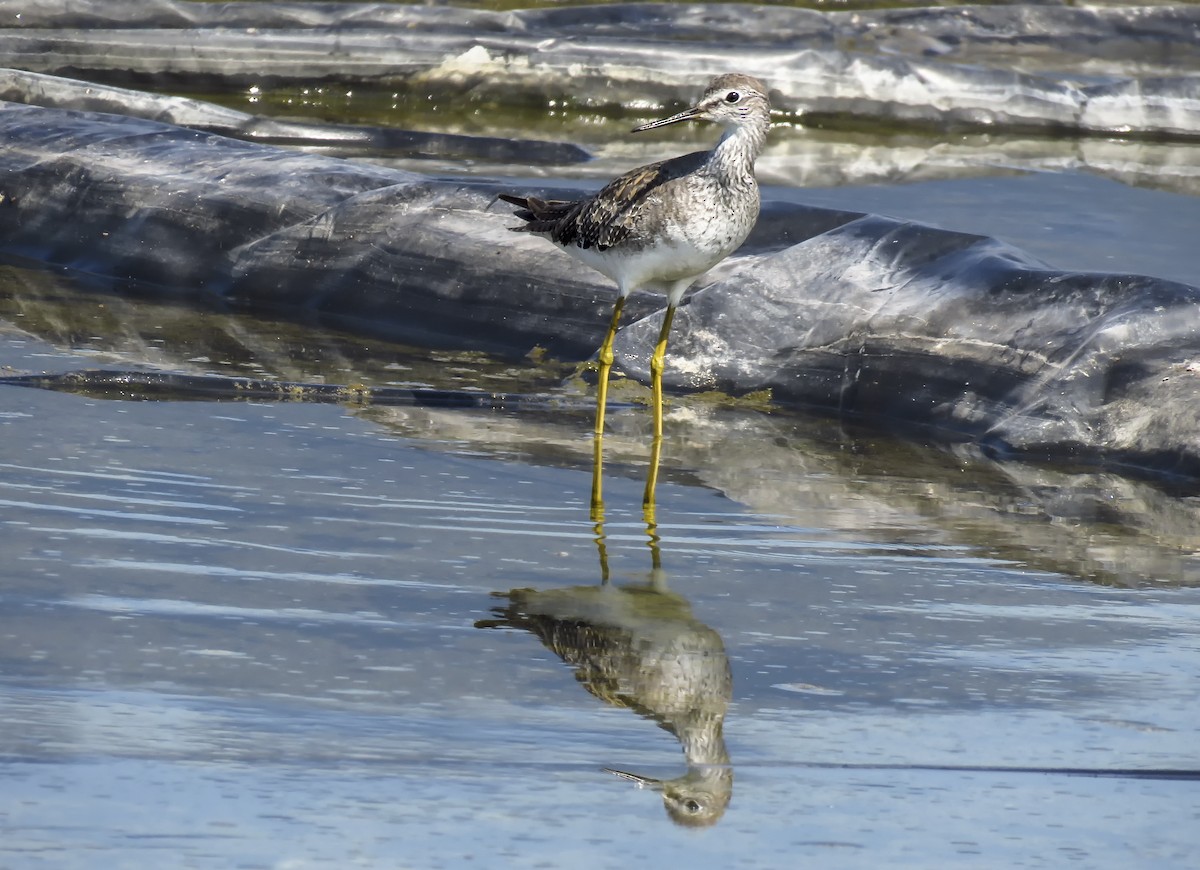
left=565, top=238, right=724, bottom=295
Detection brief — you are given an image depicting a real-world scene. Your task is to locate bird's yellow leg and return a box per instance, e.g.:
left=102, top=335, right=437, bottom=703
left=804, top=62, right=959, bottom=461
left=642, top=305, right=676, bottom=509
left=648, top=305, right=676, bottom=441
left=594, top=296, right=626, bottom=437
left=643, top=433, right=663, bottom=517
left=591, top=296, right=625, bottom=519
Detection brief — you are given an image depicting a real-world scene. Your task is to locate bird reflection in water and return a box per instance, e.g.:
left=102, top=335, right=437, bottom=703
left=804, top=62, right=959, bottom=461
left=476, top=489, right=733, bottom=827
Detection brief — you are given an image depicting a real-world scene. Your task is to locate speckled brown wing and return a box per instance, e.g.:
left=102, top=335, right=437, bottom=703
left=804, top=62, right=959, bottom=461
left=572, top=150, right=709, bottom=251
left=501, top=150, right=708, bottom=251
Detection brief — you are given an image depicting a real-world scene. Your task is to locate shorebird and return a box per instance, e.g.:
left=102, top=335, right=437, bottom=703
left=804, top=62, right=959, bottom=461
left=500, top=74, right=770, bottom=505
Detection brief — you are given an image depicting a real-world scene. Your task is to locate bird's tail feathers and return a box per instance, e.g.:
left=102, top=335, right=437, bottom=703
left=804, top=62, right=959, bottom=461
left=497, top=193, right=581, bottom=234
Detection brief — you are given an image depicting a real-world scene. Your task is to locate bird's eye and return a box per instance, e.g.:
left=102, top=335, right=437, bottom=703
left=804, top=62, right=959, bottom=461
left=684, top=799, right=702, bottom=813
left=724, top=91, right=741, bottom=104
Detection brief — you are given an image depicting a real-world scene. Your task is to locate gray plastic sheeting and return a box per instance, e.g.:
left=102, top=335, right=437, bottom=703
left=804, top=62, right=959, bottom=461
left=616, top=215, right=1200, bottom=476
left=1, top=101, right=1198, bottom=479
left=3, top=0, right=1200, bottom=138
left=0, top=68, right=590, bottom=164
left=0, top=102, right=661, bottom=356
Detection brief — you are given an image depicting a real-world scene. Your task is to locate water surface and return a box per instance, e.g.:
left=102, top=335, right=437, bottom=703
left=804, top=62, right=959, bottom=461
left=2, top=284, right=1198, bottom=867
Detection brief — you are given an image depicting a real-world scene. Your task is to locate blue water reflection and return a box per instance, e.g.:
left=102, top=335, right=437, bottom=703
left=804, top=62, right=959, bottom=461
left=2, top=350, right=1198, bottom=865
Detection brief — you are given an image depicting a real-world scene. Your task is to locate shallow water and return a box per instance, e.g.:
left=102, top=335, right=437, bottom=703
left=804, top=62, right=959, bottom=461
left=3, top=277, right=1200, bottom=867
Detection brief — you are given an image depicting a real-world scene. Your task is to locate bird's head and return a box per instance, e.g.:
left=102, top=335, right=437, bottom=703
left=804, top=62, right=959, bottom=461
left=632, top=74, right=770, bottom=135
left=605, top=764, right=734, bottom=828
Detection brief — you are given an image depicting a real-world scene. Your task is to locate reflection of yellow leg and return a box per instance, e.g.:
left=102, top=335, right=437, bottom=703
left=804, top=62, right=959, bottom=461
left=590, top=431, right=605, bottom=521
left=594, top=296, right=626, bottom=437
left=642, top=305, right=676, bottom=509
left=643, top=499, right=664, bottom=589
left=591, top=457, right=611, bottom=584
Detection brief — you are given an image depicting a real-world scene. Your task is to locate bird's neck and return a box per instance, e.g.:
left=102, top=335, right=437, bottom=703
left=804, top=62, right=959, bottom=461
left=678, top=713, right=730, bottom=766
left=708, top=119, right=767, bottom=179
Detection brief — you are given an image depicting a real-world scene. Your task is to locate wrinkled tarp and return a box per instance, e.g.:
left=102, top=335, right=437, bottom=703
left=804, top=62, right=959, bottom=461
left=4, top=67, right=1199, bottom=205
left=0, top=68, right=590, bottom=165
left=1, top=101, right=1197, bottom=478
left=2, top=0, right=1199, bottom=139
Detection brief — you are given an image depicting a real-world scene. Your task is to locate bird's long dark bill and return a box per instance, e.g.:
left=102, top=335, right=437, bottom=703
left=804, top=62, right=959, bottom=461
left=603, top=767, right=664, bottom=790
left=632, top=106, right=704, bottom=133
